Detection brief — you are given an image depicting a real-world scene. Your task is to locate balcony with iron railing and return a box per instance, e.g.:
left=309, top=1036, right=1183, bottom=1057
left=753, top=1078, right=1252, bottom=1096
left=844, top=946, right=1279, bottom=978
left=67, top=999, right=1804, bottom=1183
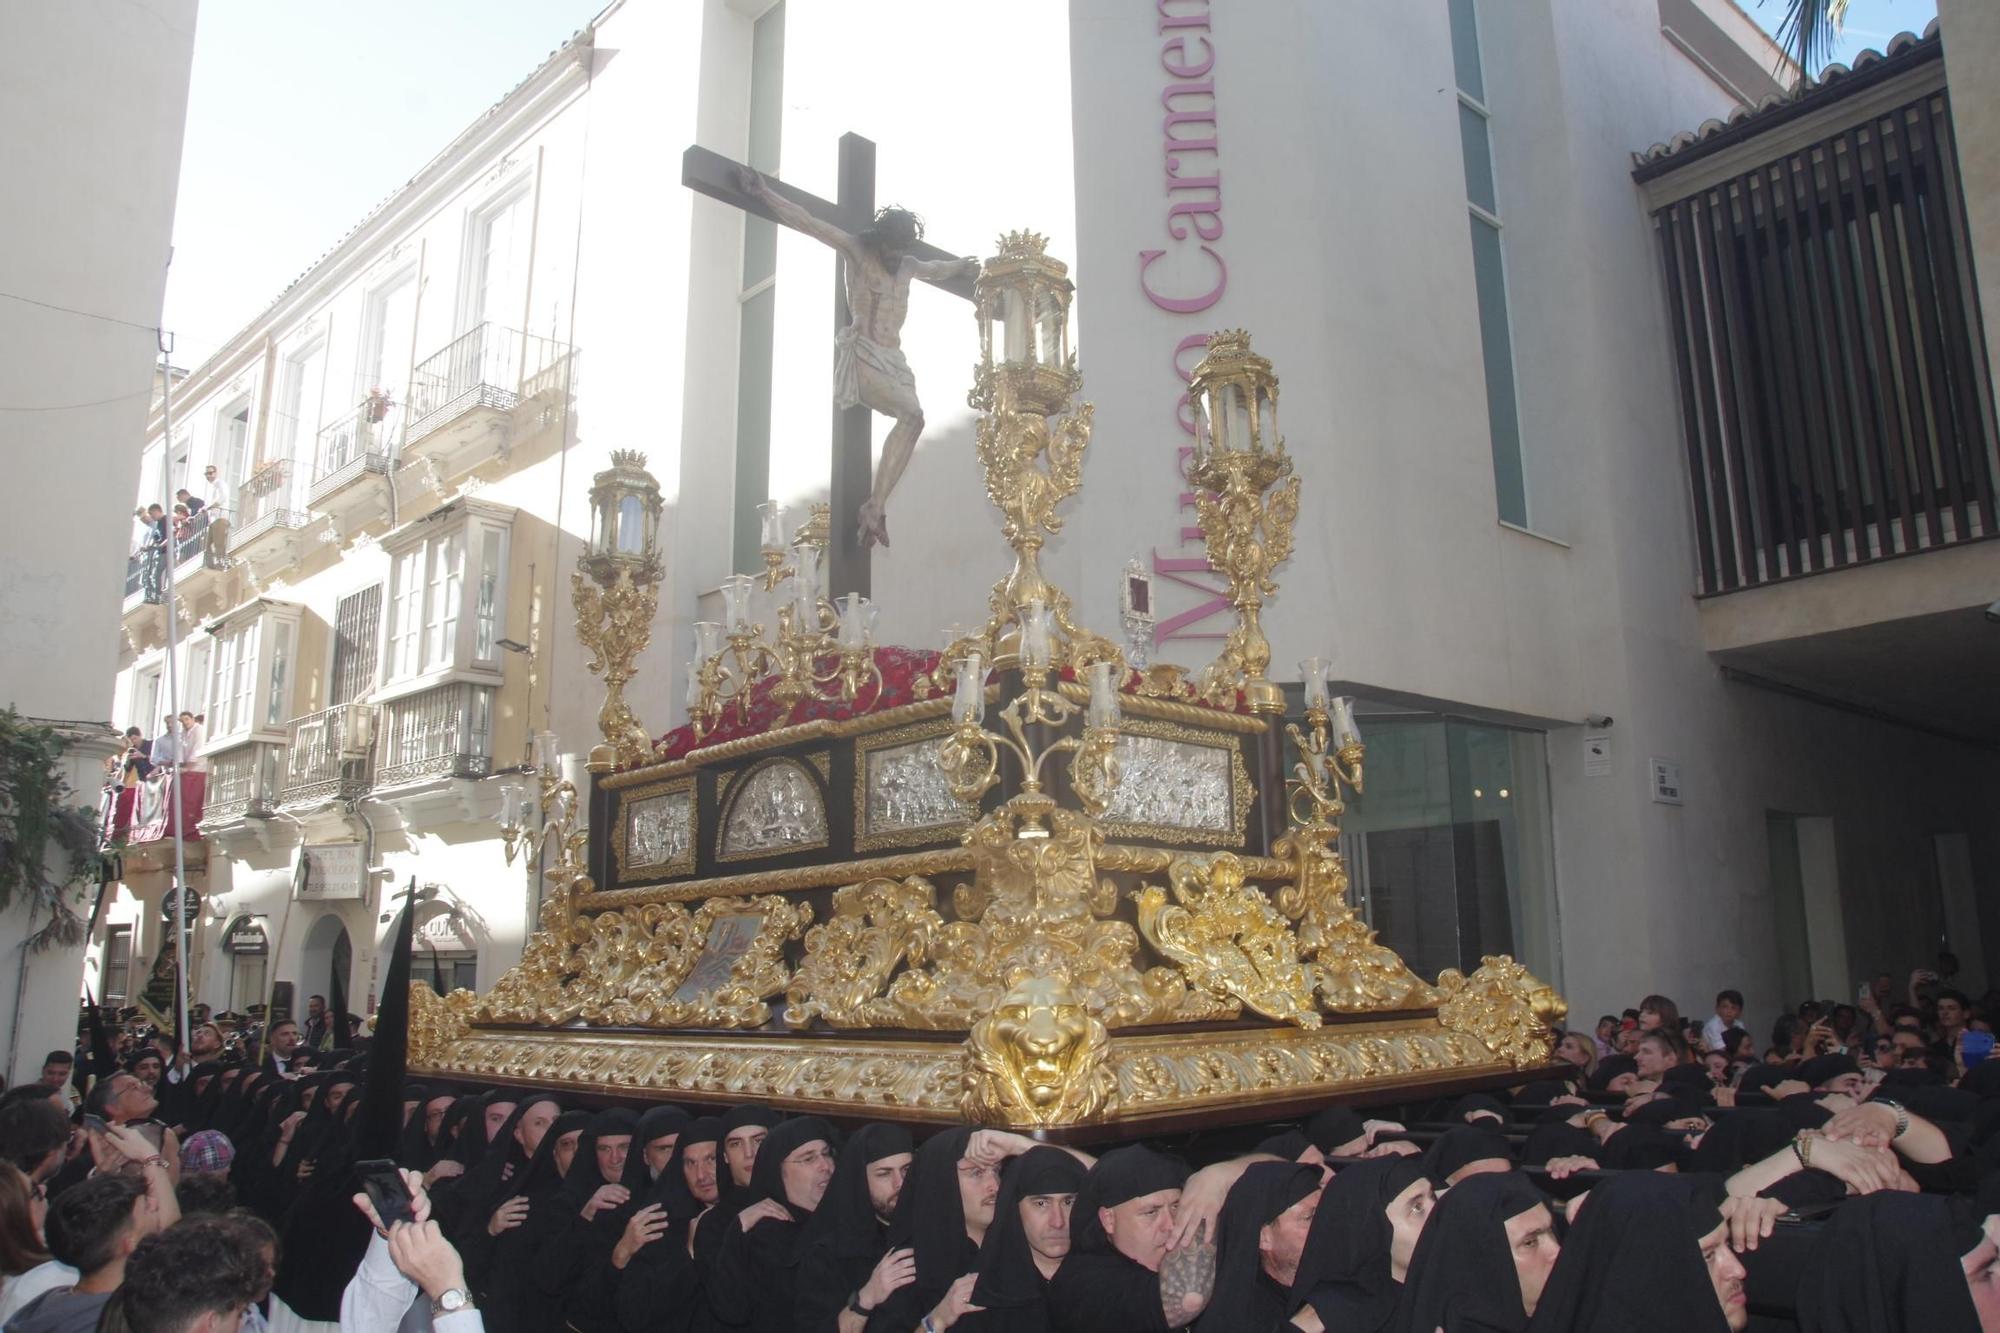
left=278, top=702, right=376, bottom=808
left=374, top=682, right=496, bottom=789
left=401, top=323, right=571, bottom=485
left=206, top=742, right=283, bottom=823
left=230, top=459, right=308, bottom=552
left=123, top=505, right=227, bottom=609
left=310, top=393, right=403, bottom=506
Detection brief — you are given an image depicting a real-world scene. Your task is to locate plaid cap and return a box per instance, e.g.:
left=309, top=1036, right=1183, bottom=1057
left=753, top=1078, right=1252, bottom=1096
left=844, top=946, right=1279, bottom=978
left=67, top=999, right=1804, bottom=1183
left=180, top=1129, right=235, bottom=1174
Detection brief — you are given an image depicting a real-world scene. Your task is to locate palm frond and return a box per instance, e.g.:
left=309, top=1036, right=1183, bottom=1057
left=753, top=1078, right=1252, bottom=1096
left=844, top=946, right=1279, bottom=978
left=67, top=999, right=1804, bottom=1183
left=1766, top=0, right=1855, bottom=87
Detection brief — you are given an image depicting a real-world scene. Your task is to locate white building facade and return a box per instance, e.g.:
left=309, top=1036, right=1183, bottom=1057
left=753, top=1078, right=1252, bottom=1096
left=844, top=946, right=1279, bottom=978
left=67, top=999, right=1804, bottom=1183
left=96, top=0, right=1999, bottom=1036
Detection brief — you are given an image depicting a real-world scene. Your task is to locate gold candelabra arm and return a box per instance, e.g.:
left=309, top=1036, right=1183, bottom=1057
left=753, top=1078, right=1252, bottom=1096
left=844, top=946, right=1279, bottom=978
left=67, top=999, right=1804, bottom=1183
left=939, top=721, right=1006, bottom=806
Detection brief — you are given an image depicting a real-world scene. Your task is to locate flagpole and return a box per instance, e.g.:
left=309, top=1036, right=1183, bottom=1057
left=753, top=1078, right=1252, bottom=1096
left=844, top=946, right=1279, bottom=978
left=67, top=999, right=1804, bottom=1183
left=156, top=337, right=192, bottom=1061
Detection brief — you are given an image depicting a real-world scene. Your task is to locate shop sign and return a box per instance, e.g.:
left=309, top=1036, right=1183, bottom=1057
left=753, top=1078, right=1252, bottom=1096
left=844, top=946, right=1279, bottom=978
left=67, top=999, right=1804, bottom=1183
left=223, top=916, right=268, bottom=955
left=297, top=843, right=366, bottom=900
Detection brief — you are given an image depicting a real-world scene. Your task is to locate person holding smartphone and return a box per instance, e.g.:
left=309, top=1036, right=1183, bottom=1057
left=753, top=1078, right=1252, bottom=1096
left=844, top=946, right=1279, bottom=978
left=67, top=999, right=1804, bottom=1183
left=346, top=1165, right=482, bottom=1331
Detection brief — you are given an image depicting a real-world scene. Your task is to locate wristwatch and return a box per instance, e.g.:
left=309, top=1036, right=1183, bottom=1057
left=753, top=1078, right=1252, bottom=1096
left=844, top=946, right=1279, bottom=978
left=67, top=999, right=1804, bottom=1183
left=432, top=1288, right=474, bottom=1317
left=1873, top=1098, right=1911, bottom=1139
left=846, top=1291, right=873, bottom=1317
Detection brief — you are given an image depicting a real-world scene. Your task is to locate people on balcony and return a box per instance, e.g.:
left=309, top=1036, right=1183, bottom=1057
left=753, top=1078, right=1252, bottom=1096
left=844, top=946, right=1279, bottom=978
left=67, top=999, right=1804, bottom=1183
left=136, top=503, right=167, bottom=603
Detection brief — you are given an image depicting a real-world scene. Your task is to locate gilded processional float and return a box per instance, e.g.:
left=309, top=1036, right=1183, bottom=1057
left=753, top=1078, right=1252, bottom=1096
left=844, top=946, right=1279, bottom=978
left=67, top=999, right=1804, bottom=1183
left=409, top=232, right=1567, bottom=1138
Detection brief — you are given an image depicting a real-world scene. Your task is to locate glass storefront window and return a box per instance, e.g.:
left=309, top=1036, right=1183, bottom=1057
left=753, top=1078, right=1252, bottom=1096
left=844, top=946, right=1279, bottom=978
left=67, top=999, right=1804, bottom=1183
left=1288, top=696, right=1562, bottom=989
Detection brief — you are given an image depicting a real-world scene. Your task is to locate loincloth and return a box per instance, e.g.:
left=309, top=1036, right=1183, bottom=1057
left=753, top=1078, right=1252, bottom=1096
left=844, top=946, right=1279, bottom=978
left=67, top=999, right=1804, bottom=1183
left=832, top=327, right=916, bottom=410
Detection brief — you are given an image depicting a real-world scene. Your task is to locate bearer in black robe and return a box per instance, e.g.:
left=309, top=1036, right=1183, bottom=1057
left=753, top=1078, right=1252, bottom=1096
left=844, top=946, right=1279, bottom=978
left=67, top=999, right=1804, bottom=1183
left=710, top=1116, right=837, bottom=1333
left=794, top=1122, right=915, bottom=1333
left=1795, top=1191, right=1994, bottom=1333
left=963, top=1145, right=1088, bottom=1333
left=537, top=1107, right=644, bottom=1333
left=637, top=1105, right=691, bottom=1185
left=1047, top=1145, right=1213, bottom=1333
left=1389, top=1171, right=1558, bottom=1333
left=1523, top=1172, right=1741, bottom=1332
left=1285, top=1155, right=1431, bottom=1333
left=461, top=1102, right=585, bottom=1333
left=615, top=1116, right=725, bottom=1333
left=1190, top=1162, right=1320, bottom=1333
left=449, top=1093, right=561, bottom=1254
left=864, top=1127, right=986, bottom=1333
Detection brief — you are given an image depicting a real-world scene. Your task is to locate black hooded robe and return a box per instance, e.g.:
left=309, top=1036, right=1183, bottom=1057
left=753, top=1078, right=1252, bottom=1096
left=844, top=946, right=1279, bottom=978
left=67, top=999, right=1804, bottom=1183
left=1046, top=1144, right=1191, bottom=1333
left=1522, top=1172, right=1733, bottom=1332
left=536, top=1108, right=648, bottom=1333
left=1191, top=1161, right=1321, bottom=1333
left=1390, top=1169, right=1550, bottom=1333
left=618, top=1116, right=726, bottom=1333
left=709, top=1116, right=836, bottom=1333
left=865, top=1127, right=981, bottom=1333
left=795, top=1123, right=914, bottom=1333
left=962, top=1146, right=1088, bottom=1333
left=1286, top=1155, right=1428, bottom=1333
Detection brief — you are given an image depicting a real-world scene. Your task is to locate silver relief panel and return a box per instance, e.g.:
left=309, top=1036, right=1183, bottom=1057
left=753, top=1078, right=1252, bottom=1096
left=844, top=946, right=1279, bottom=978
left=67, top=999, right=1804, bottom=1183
left=625, top=790, right=694, bottom=872
left=1100, top=733, right=1234, bottom=833
left=719, top=759, right=828, bottom=859
left=864, top=738, right=973, bottom=839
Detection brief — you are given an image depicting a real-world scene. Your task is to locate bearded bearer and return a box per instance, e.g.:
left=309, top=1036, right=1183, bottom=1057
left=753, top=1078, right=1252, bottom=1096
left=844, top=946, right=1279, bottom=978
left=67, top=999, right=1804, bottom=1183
left=739, top=164, right=981, bottom=550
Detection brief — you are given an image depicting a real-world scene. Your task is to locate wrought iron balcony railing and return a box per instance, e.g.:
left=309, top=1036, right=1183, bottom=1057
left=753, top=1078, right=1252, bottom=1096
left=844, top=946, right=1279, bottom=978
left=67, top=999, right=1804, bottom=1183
left=375, top=682, right=496, bottom=789
left=311, top=395, right=404, bottom=499
left=405, top=323, right=568, bottom=443
left=231, top=459, right=307, bottom=549
left=207, top=742, right=283, bottom=823
left=278, top=703, right=375, bottom=807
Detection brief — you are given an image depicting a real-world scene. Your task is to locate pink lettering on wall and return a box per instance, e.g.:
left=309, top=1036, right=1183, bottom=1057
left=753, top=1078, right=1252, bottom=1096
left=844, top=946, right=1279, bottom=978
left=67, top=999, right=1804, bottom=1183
left=1141, top=0, right=1232, bottom=643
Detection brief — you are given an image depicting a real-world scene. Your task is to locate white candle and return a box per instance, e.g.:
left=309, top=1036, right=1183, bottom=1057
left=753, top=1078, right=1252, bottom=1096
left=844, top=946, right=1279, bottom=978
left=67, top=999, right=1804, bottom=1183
left=1223, top=384, right=1251, bottom=452
left=720, top=575, right=755, bottom=633
left=1330, top=696, right=1362, bottom=750
left=1085, top=661, right=1121, bottom=728
left=1299, top=657, right=1330, bottom=712
left=1004, top=288, right=1030, bottom=362
left=1020, top=600, right=1051, bottom=669
left=758, top=499, right=787, bottom=552
left=953, top=652, right=986, bottom=725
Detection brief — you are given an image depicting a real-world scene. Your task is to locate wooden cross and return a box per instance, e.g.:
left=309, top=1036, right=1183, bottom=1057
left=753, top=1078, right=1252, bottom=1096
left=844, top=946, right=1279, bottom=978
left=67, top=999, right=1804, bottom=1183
left=683, top=136, right=977, bottom=599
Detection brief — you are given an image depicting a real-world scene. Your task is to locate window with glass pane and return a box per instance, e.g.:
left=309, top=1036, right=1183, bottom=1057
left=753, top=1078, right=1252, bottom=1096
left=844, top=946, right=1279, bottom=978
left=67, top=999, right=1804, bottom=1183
left=265, top=620, right=292, bottom=728
left=422, top=533, right=462, bottom=671
left=390, top=548, right=423, bottom=679
left=474, top=531, right=500, bottom=661
left=103, top=926, right=132, bottom=1005
left=1290, top=698, right=1561, bottom=988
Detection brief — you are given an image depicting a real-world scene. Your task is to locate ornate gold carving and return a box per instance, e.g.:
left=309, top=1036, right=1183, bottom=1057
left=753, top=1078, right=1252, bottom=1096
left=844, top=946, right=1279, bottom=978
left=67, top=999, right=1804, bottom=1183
left=963, top=975, right=1116, bottom=1127
left=410, top=1018, right=1515, bottom=1126
left=1185, top=331, right=1295, bottom=713
left=1094, top=716, right=1253, bottom=849
left=1273, top=829, right=1437, bottom=1011
left=1135, top=853, right=1321, bottom=1028
left=407, top=982, right=477, bottom=1068
left=610, top=776, right=697, bottom=879
left=880, top=807, right=1236, bottom=1030
left=475, top=895, right=812, bottom=1029
left=573, top=565, right=660, bottom=771
left=1435, top=955, right=1566, bottom=1069
left=785, top=876, right=945, bottom=1029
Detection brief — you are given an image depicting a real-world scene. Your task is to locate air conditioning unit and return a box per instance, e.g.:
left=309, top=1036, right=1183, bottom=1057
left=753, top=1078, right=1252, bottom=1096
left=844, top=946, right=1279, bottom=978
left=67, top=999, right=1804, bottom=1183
left=337, top=705, right=374, bottom=759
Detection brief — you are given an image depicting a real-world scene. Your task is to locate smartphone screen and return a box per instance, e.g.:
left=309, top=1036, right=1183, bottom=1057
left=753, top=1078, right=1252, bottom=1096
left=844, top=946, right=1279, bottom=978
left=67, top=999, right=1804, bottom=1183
left=1964, top=1031, right=1995, bottom=1067
left=356, top=1157, right=414, bottom=1228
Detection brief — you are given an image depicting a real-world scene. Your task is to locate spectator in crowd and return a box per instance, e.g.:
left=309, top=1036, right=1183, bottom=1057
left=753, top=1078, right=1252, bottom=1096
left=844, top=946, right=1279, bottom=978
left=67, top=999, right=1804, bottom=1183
left=0, top=1165, right=49, bottom=1320
left=4, top=1128, right=178, bottom=1333
left=261, top=1023, right=303, bottom=1079
left=102, top=1213, right=265, bottom=1333
left=1702, top=990, right=1745, bottom=1053
left=175, top=488, right=204, bottom=518
left=31, top=1063, right=65, bottom=1103
left=174, top=712, right=206, bottom=774
left=302, top=998, right=330, bottom=1054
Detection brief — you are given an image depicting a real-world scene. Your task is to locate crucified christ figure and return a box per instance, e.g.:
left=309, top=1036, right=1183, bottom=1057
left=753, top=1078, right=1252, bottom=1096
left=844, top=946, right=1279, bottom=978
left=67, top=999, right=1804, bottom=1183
left=739, top=165, right=981, bottom=549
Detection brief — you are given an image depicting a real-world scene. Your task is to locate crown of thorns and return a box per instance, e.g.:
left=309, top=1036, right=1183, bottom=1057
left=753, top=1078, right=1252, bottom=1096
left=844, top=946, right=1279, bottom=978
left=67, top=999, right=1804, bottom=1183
left=871, top=206, right=924, bottom=240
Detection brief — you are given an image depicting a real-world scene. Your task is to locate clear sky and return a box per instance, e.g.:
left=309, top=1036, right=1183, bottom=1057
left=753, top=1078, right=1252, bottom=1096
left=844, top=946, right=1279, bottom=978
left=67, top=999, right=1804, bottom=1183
left=161, top=0, right=1941, bottom=371
left=1742, top=0, right=1939, bottom=67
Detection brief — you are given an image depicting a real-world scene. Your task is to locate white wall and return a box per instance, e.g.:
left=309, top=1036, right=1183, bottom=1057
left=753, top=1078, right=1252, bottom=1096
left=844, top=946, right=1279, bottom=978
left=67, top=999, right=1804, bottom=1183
left=0, top=0, right=197, bottom=1083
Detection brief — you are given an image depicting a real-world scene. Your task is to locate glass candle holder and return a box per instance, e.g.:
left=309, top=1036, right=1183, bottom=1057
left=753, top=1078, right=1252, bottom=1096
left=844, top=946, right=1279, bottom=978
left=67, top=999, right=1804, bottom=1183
left=1299, top=657, right=1331, bottom=713
left=952, top=652, right=986, bottom=725
left=1085, top=660, right=1122, bottom=729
